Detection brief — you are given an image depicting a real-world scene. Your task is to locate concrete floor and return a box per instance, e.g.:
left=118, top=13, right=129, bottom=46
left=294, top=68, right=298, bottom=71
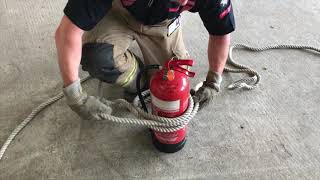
left=1, top=0, right=320, bottom=179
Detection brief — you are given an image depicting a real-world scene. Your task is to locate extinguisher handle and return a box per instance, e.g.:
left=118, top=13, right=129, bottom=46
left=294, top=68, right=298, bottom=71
left=165, top=59, right=194, bottom=68
left=172, top=66, right=195, bottom=77
left=165, top=59, right=195, bottom=77
left=174, top=59, right=194, bottom=67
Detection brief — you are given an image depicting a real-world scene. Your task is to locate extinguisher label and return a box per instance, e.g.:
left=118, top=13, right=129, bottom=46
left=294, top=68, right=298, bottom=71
left=151, top=93, right=180, bottom=112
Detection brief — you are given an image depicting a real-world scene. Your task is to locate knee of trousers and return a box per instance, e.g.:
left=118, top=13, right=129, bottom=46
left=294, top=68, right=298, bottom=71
left=81, top=42, right=141, bottom=87
left=81, top=43, right=121, bottom=84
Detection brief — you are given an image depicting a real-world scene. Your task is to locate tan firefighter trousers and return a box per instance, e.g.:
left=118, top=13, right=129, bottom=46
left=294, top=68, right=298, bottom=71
left=80, top=0, right=188, bottom=91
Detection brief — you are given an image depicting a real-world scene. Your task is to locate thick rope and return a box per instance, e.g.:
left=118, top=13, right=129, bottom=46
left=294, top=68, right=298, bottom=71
left=1, top=43, right=319, bottom=161
left=0, top=77, right=199, bottom=161
left=0, top=76, right=91, bottom=161
left=225, top=44, right=320, bottom=90
left=99, top=95, right=199, bottom=133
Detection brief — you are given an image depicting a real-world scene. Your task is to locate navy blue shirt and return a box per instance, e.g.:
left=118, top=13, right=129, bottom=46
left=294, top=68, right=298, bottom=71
left=64, top=0, right=235, bottom=35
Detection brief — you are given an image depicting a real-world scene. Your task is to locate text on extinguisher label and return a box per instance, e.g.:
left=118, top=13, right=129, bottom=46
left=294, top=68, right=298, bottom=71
left=151, top=93, right=180, bottom=112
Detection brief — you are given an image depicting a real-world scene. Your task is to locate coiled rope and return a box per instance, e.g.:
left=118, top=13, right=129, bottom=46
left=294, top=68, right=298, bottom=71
left=99, top=92, right=199, bottom=133
left=0, top=77, right=199, bottom=161
left=225, top=43, right=320, bottom=90
left=1, top=43, right=319, bottom=161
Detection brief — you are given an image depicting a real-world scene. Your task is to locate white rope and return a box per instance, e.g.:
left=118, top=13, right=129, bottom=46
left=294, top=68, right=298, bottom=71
left=0, top=76, right=199, bottom=161
left=1, top=43, right=319, bottom=161
left=225, top=43, right=320, bottom=90
left=99, top=95, right=199, bottom=133
left=0, top=76, right=91, bottom=161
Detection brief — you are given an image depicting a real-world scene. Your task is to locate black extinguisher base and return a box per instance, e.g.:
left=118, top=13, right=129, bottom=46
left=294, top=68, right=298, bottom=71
left=150, top=130, right=186, bottom=153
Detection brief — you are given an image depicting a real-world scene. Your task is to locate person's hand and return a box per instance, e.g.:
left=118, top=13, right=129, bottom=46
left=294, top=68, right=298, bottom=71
left=192, top=71, right=222, bottom=109
left=63, top=79, right=112, bottom=120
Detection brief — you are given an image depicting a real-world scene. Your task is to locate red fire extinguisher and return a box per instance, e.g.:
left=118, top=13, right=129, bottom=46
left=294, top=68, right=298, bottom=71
left=150, top=59, right=195, bottom=153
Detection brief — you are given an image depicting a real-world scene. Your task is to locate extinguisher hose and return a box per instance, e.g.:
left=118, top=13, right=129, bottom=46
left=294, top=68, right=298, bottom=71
left=136, top=64, right=161, bottom=113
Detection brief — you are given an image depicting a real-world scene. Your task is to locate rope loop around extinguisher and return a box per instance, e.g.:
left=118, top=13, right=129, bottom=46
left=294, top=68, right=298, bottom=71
left=98, top=93, right=199, bottom=133
left=2, top=43, right=319, bottom=161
